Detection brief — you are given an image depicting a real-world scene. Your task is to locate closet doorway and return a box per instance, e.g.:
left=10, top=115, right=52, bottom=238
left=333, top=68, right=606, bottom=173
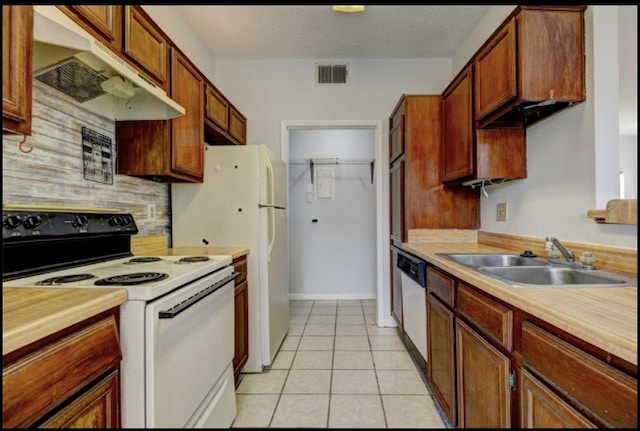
left=281, top=120, right=386, bottom=326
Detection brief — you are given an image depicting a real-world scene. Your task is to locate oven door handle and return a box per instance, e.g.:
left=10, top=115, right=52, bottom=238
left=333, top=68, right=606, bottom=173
left=158, top=272, right=240, bottom=319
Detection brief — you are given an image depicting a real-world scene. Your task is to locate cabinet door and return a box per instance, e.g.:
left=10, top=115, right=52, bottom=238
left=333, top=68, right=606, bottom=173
left=39, top=370, right=121, bottom=428
left=2, top=5, right=32, bottom=136
left=456, top=319, right=511, bottom=428
left=64, top=5, right=122, bottom=52
left=442, top=64, right=473, bottom=183
left=474, top=18, right=517, bottom=120
left=124, top=6, right=169, bottom=87
left=229, top=106, right=247, bottom=144
left=233, top=279, right=249, bottom=378
left=206, top=84, right=229, bottom=130
left=390, top=246, right=403, bottom=327
left=389, top=159, right=405, bottom=243
left=389, top=112, right=405, bottom=163
left=426, top=293, right=456, bottom=426
left=519, top=369, right=596, bottom=428
left=171, top=48, right=204, bottom=181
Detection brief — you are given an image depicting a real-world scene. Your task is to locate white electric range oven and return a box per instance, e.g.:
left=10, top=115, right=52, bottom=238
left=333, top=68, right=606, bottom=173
left=3, top=210, right=239, bottom=428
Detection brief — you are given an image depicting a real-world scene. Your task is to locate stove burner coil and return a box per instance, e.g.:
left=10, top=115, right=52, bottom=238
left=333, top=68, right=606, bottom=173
left=94, top=272, right=169, bottom=286
left=37, top=274, right=96, bottom=285
left=176, top=256, right=211, bottom=264
left=126, top=257, right=163, bottom=264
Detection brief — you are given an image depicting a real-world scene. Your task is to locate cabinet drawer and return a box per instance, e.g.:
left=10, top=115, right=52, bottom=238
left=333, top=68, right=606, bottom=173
left=233, top=256, right=247, bottom=285
left=458, top=283, right=512, bottom=351
left=426, top=266, right=455, bottom=307
left=39, top=370, right=120, bottom=428
left=2, top=316, right=122, bottom=428
left=522, top=321, right=637, bottom=428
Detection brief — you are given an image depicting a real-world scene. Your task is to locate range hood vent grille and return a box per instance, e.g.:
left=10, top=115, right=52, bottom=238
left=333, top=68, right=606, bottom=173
left=34, top=58, right=107, bottom=103
left=316, top=63, right=348, bottom=85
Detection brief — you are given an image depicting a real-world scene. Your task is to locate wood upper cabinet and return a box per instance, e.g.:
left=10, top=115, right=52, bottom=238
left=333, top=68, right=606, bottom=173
left=456, top=319, right=511, bottom=428
left=442, top=66, right=474, bottom=183
left=116, top=47, right=204, bottom=183
left=60, top=6, right=123, bottom=54
left=389, top=94, right=479, bottom=244
left=474, top=6, right=586, bottom=128
left=232, top=255, right=249, bottom=379
left=170, top=48, right=204, bottom=180
left=229, top=106, right=247, bottom=144
left=123, top=6, right=169, bottom=90
left=205, top=83, right=247, bottom=145
left=442, top=65, right=526, bottom=186
left=2, top=312, right=122, bottom=428
left=3, top=5, right=33, bottom=136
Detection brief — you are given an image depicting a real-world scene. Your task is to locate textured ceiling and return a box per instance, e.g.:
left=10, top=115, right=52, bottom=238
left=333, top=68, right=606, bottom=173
left=172, top=5, right=491, bottom=59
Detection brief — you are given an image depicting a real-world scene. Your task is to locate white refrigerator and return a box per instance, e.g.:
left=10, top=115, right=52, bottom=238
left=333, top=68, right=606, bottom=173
left=171, top=144, right=289, bottom=373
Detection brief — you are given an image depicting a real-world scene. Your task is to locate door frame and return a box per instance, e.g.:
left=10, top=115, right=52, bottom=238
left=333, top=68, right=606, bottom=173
left=281, top=119, right=392, bottom=327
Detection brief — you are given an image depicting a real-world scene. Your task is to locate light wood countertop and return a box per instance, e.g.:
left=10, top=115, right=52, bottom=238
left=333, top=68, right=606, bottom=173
left=402, top=241, right=638, bottom=366
left=2, top=288, right=127, bottom=356
left=159, top=247, right=250, bottom=260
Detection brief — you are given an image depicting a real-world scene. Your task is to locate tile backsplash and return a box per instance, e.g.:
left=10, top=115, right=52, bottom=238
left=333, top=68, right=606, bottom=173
left=2, top=81, right=170, bottom=237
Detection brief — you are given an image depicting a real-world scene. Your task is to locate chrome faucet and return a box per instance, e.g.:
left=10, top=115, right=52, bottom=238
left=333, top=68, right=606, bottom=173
left=544, top=237, right=574, bottom=262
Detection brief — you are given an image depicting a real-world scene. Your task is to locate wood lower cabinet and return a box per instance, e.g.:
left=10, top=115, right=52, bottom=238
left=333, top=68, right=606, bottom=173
left=426, top=292, right=456, bottom=425
left=390, top=245, right=403, bottom=327
left=117, top=47, right=204, bottom=183
left=521, top=321, right=638, bottom=428
left=232, top=255, right=249, bottom=379
left=2, top=310, right=122, bottom=428
left=456, top=319, right=511, bottom=428
left=2, top=5, right=33, bottom=136
left=519, top=368, right=597, bottom=428
left=424, top=261, right=638, bottom=429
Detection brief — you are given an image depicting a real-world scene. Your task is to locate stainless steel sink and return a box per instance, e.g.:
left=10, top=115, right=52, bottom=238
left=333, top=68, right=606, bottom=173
left=478, top=266, right=627, bottom=287
left=440, top=253, right=550, bottom=268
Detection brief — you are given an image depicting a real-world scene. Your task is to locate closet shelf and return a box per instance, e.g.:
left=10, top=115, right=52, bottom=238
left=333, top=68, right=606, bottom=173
left=290, top=158, right=375, bottom=184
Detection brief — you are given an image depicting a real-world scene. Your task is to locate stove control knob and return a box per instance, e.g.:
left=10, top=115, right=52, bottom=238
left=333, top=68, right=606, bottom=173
left=109, top=215, right=123, bottom=226
left=3, top=215, right=23, bottom=230
left=73, top=215, right=89, bottom=228
left=120, top=214, right=133, bottom=226
left=23, top=215, right=43, bottom=229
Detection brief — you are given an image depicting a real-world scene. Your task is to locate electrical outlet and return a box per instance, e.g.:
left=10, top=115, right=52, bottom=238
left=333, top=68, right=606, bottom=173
left=496, top=202, right=508, bottom=221
left=147, top=204, right=156, bottom=220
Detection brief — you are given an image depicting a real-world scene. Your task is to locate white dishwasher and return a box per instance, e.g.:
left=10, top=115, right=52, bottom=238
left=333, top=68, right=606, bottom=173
left=398, top=251, right=428, bottom=364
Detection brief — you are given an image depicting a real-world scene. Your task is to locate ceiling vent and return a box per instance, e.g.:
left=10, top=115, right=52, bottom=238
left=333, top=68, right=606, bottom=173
left=316, top=63, right=349, bottom=85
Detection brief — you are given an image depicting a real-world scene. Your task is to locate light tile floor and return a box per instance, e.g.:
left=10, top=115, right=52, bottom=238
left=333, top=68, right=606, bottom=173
left=232, top=299, right=448, bottom=428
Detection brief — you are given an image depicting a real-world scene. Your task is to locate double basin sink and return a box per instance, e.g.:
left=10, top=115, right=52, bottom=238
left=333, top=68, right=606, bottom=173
left=439, top=253, right=631, bottom=288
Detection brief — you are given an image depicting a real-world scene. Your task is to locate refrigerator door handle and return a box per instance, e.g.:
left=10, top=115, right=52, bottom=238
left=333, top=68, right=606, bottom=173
left=265, top=155, right=276, bottom=262
left=259, top=204, right=286, bottom=210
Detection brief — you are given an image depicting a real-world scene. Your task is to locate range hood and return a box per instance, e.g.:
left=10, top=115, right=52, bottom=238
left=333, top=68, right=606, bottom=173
left=32, top=6, right=185, bottom=121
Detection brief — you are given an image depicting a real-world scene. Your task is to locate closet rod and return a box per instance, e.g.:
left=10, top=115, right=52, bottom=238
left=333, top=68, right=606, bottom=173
left=289, top=158, right=374, bottom=185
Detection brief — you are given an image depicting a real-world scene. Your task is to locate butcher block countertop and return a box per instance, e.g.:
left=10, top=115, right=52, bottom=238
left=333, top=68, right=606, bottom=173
left=2, top=288, right=127, bottom=356
left=159, top=246, right=250, bottom=260
left=402, top=241, right=638, bottom=366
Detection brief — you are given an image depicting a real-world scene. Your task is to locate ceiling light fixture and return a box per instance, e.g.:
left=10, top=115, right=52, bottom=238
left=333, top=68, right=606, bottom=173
left=332, top=6, right=365, bottom=13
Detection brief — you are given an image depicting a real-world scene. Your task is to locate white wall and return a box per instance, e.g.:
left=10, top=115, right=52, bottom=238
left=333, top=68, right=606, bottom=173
left=620, top=135, right=638, bottom=199
left=288, top=129, right=376, bottom=299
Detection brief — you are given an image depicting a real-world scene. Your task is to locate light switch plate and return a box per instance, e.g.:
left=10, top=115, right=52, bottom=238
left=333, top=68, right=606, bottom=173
left=496, top=202, right=507, bottom=221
